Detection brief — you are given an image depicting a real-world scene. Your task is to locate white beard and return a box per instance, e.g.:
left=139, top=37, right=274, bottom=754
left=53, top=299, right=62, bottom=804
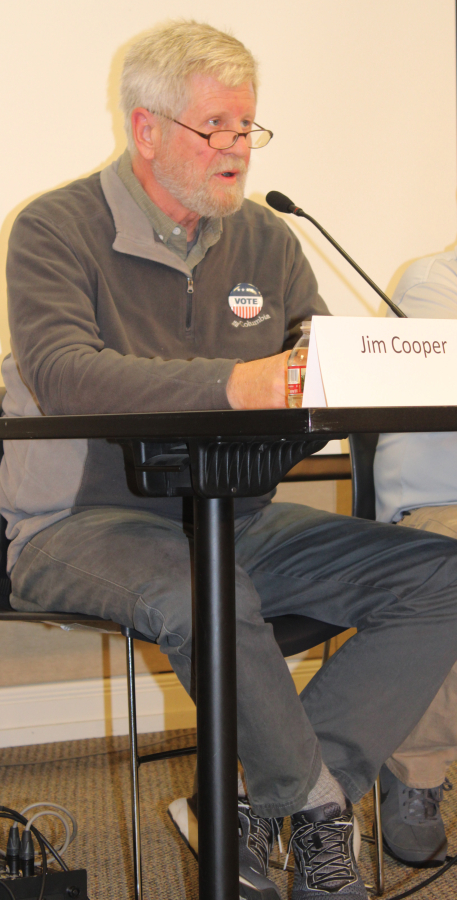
left=152, top=152, right=248, bottom=218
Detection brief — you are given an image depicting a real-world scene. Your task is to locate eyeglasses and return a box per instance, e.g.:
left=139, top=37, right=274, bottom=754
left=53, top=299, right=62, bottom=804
left=152, top=112, right=273, bottom=149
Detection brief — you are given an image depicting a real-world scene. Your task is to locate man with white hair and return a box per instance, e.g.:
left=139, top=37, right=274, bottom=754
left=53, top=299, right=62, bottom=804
left=1, top=20, right=457, bottom=900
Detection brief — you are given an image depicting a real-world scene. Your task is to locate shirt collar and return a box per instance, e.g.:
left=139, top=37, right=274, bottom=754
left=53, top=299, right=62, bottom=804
left=116, top=149, right=222, bottom=267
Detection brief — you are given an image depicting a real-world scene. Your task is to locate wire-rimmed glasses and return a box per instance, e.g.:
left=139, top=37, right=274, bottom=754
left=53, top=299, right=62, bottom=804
left=152, top=112, right=273, bottom=149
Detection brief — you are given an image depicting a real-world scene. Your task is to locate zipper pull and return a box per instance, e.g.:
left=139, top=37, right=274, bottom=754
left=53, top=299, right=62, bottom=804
left=187, top=277, right=194, bottom=294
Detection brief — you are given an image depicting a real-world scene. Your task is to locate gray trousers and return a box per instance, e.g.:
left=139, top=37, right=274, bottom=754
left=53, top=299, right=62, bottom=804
left=10, top=502, right=457, bottom=818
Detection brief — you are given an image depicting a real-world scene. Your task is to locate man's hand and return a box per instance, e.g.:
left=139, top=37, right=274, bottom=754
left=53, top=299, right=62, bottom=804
left=226, top=350, right=290, bottom=409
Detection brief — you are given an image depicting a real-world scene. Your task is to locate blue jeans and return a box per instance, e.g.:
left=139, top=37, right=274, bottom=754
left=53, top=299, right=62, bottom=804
left=10, top=502, right=457, bottom=817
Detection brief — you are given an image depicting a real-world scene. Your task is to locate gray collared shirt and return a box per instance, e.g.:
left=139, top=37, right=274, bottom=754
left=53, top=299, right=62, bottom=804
left=117, top=149, right=222, bottom=269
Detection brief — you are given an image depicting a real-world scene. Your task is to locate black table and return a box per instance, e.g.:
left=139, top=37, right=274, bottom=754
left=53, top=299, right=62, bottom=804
left=1, top=405, right=456, bottom=900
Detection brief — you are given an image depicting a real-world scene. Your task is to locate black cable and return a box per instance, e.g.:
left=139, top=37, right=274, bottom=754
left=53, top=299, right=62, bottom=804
left=0, top=807, right=91, bottom=900
left=30, top=832, right=68, bottom=872
left=381, top=853, right=457, bottom=899
left=0, top=881, right=16, bottom=900
left=0, top=809, right=47, bottom=900
left=0, top=807, right=68, bottom=872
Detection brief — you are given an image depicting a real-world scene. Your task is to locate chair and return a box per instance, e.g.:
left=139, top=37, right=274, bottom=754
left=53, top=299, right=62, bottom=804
left=0, top=409, right=383, bottom=898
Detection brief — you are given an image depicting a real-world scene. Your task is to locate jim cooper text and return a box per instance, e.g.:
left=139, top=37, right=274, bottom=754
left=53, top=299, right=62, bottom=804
left=361, top=336, right=447, bottom=358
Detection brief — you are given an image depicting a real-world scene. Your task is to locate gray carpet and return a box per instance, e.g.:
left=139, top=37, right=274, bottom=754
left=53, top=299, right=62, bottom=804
left=0, top=731, right=456, bottom=899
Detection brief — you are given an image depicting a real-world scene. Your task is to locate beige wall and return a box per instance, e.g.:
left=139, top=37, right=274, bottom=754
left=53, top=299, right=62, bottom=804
left=0, top=0, right=456, bottom=691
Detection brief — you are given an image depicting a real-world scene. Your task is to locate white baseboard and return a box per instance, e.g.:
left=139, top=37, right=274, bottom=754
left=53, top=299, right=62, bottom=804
left=0, top=658, right=322, bottom=748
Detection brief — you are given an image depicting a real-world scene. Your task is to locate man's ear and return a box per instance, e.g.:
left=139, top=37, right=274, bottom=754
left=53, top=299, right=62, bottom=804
left=131, top=108, right=158, bottom=160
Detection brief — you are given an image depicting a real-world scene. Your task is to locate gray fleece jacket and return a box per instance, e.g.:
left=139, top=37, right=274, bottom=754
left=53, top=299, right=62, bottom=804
left=0, top=159, right=328, bottom=570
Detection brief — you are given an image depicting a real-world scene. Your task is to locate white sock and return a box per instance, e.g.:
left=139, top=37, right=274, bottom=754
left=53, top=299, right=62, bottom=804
left=302, top=762, right=346, bottom=812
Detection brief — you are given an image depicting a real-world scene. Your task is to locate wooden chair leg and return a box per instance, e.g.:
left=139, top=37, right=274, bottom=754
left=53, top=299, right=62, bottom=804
left=372, top=776, right=385, bottom=895
left=125, top=630, right=143, bottom=900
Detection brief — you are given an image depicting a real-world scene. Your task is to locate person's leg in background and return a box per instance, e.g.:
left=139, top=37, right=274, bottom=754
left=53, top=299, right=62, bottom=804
left=380, top=505, right=457, bottom=866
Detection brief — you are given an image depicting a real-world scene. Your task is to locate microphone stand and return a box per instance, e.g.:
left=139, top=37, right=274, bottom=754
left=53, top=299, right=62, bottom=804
left=265, top=191, right=406, bottom=319
left=292, top=206, right=406, bottom=319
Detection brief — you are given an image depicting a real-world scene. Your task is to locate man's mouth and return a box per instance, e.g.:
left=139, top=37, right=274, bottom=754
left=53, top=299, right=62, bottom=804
left=210, top=158, right=247, bottom=183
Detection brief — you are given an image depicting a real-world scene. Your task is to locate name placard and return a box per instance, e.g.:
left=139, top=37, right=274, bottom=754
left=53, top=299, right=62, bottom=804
left=302, top=316, right=457, bottom=407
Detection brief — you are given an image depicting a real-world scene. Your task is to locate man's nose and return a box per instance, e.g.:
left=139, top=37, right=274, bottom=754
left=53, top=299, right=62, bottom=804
left=222, top=135, right=250, bottom=158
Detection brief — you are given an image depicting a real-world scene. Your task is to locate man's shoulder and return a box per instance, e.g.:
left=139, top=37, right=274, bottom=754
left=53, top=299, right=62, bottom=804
left=14, top=171, right=108, bottom=232
left=391, top=248, right=457, bottom=319
left=396, top=249, right=457, bottom=296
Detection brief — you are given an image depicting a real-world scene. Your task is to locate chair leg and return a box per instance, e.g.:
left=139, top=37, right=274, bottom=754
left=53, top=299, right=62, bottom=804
left=372, top=776, right=384, bottom=895
left=125, top=630, right=143, bottom=900
left=321, top=638, right=332, bottom=665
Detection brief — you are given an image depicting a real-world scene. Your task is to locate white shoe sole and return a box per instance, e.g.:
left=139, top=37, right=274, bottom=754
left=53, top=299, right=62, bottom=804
left=353, top=813, right=361, bottom=861
left=168, top=797, right=199, bottom=856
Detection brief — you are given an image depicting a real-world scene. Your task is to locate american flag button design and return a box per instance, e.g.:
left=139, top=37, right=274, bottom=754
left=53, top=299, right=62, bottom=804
left=228, top=283, right=264, bottom=319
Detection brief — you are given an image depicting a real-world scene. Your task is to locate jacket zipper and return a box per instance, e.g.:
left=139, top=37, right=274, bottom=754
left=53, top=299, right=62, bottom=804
left=185, top=276, right=194, bottom=334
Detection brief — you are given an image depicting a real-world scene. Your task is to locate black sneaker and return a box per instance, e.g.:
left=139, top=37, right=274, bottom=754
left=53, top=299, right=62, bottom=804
left=238, top=797, right=283, bottom=900
left=288, top=801, right=368, bottom=899
left=380, top=763, right=451, bottom=866
left=168, top=795, right=283, bottom=900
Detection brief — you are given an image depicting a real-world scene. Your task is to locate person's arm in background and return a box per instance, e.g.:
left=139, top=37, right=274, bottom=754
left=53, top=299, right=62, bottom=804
left=374, top=252, right=457, bottom=522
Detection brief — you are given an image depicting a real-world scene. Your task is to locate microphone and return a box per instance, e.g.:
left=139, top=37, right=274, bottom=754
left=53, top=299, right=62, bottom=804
left=266, top=191, right=406, bottom=319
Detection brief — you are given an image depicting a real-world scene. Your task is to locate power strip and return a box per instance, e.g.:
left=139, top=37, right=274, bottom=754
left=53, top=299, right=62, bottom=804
left=0, top=869, right=87, bottom=899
